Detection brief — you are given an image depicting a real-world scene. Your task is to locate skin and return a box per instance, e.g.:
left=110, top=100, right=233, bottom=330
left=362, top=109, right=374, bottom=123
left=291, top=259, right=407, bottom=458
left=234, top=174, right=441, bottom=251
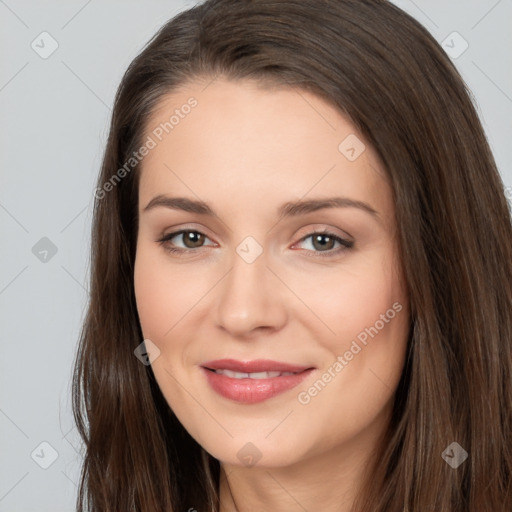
left=134, top=77, right=410, bottom=512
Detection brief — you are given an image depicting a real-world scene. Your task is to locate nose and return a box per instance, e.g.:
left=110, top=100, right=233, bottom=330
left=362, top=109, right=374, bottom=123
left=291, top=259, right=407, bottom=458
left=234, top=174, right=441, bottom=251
left=214, top=246, right=288, bottom=339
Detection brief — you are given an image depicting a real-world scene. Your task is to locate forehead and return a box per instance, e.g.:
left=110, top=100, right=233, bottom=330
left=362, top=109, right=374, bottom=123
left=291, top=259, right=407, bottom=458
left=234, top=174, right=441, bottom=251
left=138, top=78, right=392, bottom=221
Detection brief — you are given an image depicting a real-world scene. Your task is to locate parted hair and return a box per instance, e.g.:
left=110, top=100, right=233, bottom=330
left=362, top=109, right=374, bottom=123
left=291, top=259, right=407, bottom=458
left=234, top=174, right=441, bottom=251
left=72, top=0, right=512, bottom=510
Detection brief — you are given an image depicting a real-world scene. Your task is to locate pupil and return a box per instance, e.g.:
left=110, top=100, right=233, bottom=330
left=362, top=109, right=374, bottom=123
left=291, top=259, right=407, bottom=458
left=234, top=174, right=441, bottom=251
left=313, top=234, right=334, bottom=251
left=185, top=231, right=204, bottom=248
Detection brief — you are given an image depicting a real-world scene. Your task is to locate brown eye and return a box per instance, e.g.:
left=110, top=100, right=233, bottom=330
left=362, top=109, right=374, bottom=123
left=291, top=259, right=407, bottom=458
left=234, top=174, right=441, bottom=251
left=294, top=230, right=354, bottom=257
left=180, top=231, right=206, bottom=248
left=157, top=229, right=216, bottom=254
left=311, top=233, right=337, bottom=251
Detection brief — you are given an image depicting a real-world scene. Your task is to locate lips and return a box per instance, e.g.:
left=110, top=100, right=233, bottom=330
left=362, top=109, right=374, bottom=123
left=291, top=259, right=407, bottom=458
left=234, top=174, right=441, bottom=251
left=200, top=359, right=315, bottom=404
left=201, top=358, right=312, bottom=373
left=212, top=369, right=295, bottom=379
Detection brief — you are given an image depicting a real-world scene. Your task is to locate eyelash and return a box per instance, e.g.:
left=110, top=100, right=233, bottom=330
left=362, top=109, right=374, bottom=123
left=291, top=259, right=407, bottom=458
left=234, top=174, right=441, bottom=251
left=156, top=229, right=354, bottom=258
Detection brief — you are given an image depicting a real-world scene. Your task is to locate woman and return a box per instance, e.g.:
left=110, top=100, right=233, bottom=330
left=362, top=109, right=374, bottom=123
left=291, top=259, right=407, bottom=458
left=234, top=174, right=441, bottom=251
left=72, top=0, right=512, bottom=510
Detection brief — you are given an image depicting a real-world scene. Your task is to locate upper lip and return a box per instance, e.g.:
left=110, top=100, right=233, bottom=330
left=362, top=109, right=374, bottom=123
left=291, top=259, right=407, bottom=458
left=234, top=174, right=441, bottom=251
left=201, top=358, right=314, bottom=373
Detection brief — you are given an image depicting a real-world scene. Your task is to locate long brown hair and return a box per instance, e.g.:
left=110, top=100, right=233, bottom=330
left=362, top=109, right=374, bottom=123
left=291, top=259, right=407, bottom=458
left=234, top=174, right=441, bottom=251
left=72, top=0, right=512, bottom=510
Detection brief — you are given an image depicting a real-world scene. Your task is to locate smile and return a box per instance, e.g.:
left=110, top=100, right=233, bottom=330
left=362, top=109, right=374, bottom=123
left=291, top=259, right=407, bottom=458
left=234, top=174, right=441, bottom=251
left=210, top=369, right=297, bottom=379
left=200, top=359, right=315, bottom=404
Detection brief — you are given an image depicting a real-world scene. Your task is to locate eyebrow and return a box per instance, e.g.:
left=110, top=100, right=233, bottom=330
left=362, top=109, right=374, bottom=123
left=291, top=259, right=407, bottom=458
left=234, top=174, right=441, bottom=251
left=143, top=195, right=380, bottom=220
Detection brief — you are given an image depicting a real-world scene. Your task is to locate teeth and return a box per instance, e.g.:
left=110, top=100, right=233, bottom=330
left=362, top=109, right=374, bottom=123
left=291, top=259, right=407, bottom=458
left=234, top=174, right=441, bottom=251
left=214, top=369, right=297, bottom=379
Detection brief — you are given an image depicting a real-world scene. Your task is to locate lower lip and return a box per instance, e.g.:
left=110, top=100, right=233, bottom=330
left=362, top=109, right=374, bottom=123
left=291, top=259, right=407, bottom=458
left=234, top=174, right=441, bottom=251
left=201, top=367, right=315, bottom=404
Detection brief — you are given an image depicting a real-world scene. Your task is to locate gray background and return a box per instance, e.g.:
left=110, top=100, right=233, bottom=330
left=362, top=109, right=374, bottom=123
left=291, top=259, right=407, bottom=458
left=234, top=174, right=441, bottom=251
left=1, top=1, right=511, bottom=510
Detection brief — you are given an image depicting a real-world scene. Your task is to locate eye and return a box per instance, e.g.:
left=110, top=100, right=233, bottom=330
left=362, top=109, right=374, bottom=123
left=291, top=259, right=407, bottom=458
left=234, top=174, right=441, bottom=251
left=157, top=229, right=216, bottom=253
left=293, top=230, right=353, bottom=257
left=157, top=228, right=353, bottom=257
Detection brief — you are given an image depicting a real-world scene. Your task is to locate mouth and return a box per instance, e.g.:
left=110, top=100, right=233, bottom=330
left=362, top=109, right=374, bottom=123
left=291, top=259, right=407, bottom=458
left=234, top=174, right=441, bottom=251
left=200, top=359, right=316, bottom=404
left=205, top=368, right=299, bottom=379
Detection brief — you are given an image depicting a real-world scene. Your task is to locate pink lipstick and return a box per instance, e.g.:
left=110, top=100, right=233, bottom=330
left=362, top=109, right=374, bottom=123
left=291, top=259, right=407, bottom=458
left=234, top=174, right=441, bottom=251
left=200, top=359, right=315, bottom=404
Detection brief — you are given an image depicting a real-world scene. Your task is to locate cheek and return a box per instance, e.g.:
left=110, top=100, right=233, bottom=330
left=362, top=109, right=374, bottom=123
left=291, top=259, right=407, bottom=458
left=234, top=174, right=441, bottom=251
left=293, top=246, right=409, bottom=414
left=133, top=249, right=192, bottom=401
left=290, top=247, right=406, bottom=351
left=133, top=244, right=202, bottom=341
left=133, top=254, right=170, bottom=341
left=292, top=277, right=408, bottom=451
left=317, top=253, right=408, bottom=411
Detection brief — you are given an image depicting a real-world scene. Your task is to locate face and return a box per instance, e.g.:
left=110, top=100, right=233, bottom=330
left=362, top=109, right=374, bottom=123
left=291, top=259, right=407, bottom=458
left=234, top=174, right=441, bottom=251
left=134, top=78, right=410, bottom=469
